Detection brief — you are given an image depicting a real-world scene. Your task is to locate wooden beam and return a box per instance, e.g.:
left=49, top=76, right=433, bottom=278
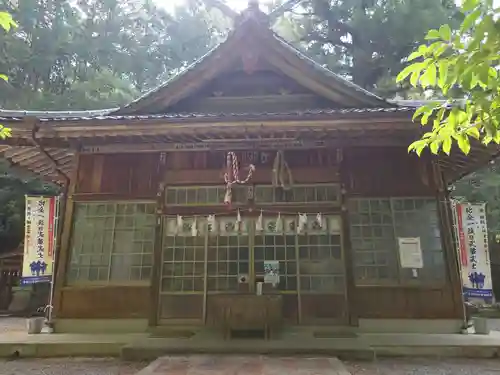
left=149, top=152, right=168, bottom=327
left=10, top=149, right=41, bottom=164
left=79, top=136, right=416, bottom=155
left=339, top=148, right=358, bottom=327
left=433, top=163, right=468, bottom=323
left=53, top=153, right=79, bottom=317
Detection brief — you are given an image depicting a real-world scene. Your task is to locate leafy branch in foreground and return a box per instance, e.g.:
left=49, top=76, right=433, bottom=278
left=0, top=10, right=16, bottom=139
left=396, top=0, right=500, bottom=156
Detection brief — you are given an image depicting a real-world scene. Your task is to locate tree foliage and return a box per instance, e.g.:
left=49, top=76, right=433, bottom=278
left=397, top=0, right=500, bottom=156
left=294, top=0, right=458, bottom=95
left=0, top=9, right=15, bottom=139
left=0, top=0, right=224, bottom=110
left=0, top=161, right=58, bottom=252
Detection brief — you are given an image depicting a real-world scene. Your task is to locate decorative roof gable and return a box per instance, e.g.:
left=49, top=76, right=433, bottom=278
left=113, top=2, right=389, bottom=116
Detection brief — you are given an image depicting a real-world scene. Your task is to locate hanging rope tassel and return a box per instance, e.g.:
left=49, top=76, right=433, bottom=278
left=272, top=150, right=293, bottom=191
left=223, top=152, right=255, bottom=205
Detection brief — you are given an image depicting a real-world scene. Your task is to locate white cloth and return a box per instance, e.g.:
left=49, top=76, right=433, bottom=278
left=176, top=215, right=183, bottom=234
left=316, top=213, right=324, bottom=228
left=298, top=213, right=308, bottom=233
left=191, top=217, right=198, bottom=237
left=256, top=211, right=263, bottom=232
left=207, top=215, right=216, bottom=233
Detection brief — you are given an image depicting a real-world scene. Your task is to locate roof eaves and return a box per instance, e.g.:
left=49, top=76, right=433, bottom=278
left=0, top=108, right=118, bottom=118
left=111, top=37, right=229, bottom=116
left=272, top=34, right=389, bottom=107
left=0, top=107, right=415, bottom=123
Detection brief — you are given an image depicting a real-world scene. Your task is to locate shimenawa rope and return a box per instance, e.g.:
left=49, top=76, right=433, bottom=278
left=223, top=152, right=255, bottom=205
left=272, top=150, right=293, bottom=191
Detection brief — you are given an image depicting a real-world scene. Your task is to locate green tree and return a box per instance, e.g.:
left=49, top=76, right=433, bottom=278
left=296, top=0, right=458, bottom=95
left=396, top=0, right=500, bottom=156
left=453, top=162, right=500, bottom=238
left=0, top=161, right=59, bottom=252
left=0, top=9, right=15, bottom=139
left=0, top=0, right=222, bottom=109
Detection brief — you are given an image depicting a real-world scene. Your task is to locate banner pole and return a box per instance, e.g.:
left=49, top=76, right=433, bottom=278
left=45, top=196, right=60, bottom=332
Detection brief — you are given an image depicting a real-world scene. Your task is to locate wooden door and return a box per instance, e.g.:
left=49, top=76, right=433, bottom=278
left=157, top=214, right=348, bottom=325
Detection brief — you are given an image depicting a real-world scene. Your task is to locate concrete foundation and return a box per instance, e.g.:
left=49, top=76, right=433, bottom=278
left=53, top=318, right=465, bottom=335
left=54, top=319, right=149, bottom=333
left=0, top=330, right=498, bottom=360
left=358, top=319, right=464, bottom=334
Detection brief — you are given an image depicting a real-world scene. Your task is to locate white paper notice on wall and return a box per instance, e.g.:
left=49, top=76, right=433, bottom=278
left=398, top=237, right=424, bottom=269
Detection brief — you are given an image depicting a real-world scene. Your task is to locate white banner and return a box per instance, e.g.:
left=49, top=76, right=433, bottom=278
left=22, top=196, right=58, bottom=285
left=455, top=203, right=494, bottom=301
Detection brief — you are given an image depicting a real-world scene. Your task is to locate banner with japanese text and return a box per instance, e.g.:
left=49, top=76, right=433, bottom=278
left=22, top=196, right=58, bottom=285
left=455, top=203, right=494, bottom=301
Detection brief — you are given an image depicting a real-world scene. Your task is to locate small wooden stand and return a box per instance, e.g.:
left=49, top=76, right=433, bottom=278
left=216, top=295, right=283, bottom=340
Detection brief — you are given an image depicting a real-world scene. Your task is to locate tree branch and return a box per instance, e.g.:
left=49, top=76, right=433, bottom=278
left=202, top=0, right=237, bottom=20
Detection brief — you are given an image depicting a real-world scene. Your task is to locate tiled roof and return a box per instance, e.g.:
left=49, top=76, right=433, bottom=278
left=0, top=106, right=415, bottom=122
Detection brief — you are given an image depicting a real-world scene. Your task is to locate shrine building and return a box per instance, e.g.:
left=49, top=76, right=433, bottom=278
left=0, top=1, right=495, bottom=336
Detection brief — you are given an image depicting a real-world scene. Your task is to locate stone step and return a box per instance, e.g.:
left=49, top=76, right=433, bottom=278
left=133, top=355, right=353, bottom=375
left=121, top=338, right=375, bottom=362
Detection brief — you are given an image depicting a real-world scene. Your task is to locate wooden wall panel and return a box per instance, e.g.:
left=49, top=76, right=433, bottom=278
left=345, top=147, right=435, bottom=196
left=206, top=294, right=298, bottom=325
left=353, top=286, right=462, bottom=319
left=58, top=286, right=150, bottom=319
left=165, top=167, right=339, bottom=185
left=75, top=154, right=95, bottom=193
left=301, top=294, right=348, bottom=323
left=75, top=153, right=160, bottom=197
left=159, top=295, right=203, bottom=320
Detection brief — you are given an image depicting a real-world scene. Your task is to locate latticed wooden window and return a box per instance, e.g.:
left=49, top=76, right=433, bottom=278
left=68, top=202, right=156, bottom=284
left=207, top=217, right=250, bottom=292
left=349, top=198, right=445, bottom=285
left=298, top=216, right=344, bottom=293
left=165, top=184, right=341, bottom=206
left=161, top=217, right=206, bottom=292
left=254, top=216, right=298, bottom=291
left=165, top=186, right=247, bottom=206
left=255, top=184, right=341, bottom=204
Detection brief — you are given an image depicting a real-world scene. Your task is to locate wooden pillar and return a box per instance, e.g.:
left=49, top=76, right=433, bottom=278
left=433, top=162, right=466, bottom=322
left=339, top=148, right=358, bottom=326
left=149, top=152, right=168, bottom=327
left=52, top=153, right=79, bottom=317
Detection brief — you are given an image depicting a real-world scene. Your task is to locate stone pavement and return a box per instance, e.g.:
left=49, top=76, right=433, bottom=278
left=135, top=356, right=351, bottom=375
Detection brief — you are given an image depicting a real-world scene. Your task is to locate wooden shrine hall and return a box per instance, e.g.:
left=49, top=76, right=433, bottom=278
left=0, top=1, right=497, bottom=336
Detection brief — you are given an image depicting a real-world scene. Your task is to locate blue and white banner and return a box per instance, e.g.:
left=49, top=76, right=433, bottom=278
left=455, top=203, right=494, bottom=301
left=22, top=196, right=58, bottom=285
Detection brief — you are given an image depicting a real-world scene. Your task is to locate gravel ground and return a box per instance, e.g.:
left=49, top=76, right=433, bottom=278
left=345, top=358, right=500, bottom=375
left=0, top=358, right=147, bottom=375
left=0, top=358, right=498, bottom=375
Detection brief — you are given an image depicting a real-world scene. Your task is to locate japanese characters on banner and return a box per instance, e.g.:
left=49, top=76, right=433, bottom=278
left=455, top=203, right=494, bottom=301
left=22, top=196, right=59, bottom=285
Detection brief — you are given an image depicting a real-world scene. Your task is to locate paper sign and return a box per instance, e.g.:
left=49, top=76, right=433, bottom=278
left=264, top=260, right=279, bottom=284
left=398, top=237, right=423, bottom=269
